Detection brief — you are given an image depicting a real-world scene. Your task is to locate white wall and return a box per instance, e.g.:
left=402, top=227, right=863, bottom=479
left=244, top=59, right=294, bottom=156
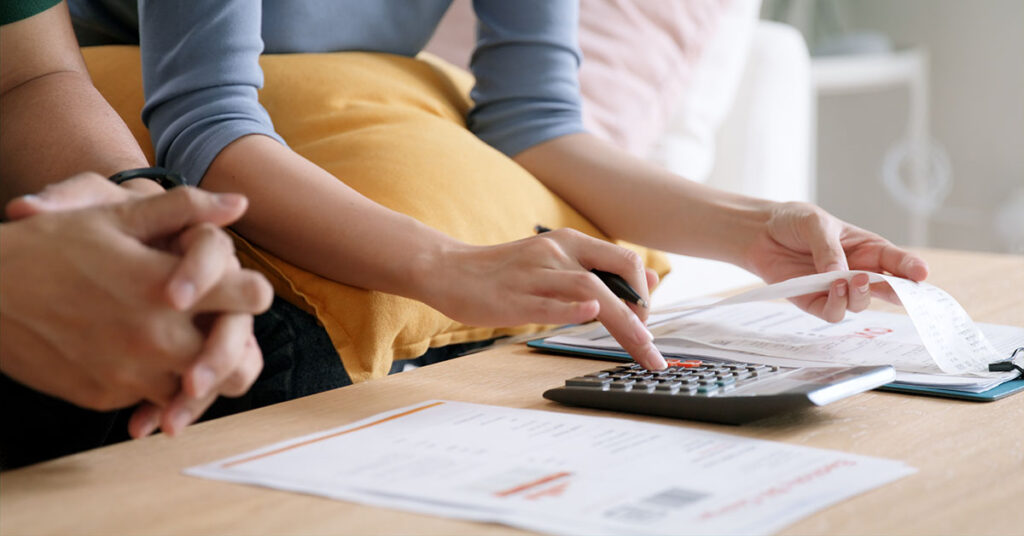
left=803, top=0, right=1024, bottom=253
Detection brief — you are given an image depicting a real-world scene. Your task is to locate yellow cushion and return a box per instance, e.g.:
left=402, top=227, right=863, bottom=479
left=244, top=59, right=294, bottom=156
left=82, top=46, right=670, bottom=382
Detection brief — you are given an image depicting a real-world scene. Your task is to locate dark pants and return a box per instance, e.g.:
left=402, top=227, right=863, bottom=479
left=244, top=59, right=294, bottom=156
left=0, top=298, right=493, bottom=470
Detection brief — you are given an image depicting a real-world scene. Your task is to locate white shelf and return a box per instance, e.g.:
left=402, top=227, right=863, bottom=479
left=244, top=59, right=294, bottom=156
left=813, top=49, right=927, bottom=94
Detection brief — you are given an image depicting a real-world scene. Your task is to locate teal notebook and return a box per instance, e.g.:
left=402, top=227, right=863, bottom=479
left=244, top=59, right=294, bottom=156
left=527, top=339, right=1024, bottom=402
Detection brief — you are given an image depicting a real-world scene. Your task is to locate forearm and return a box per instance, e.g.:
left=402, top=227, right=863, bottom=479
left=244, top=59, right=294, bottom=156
left=201, top=135, right=459, bottom=301
left=0, top=71, right=149, bottom=203
left=514, top=133, right=774, bottom=266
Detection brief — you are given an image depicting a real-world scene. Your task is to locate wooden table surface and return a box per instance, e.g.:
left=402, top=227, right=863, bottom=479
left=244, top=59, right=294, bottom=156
left=2, top=248, right=1022, bottom=535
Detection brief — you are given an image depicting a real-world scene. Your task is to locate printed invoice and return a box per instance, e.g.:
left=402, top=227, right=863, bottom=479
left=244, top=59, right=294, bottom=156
left=188, top=400, right=914, bottom=536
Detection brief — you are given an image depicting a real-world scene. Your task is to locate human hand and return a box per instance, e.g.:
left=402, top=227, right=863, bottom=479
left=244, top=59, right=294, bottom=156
left=129, top=215, right=269, bottom=438
left=743, top=202, right=929, bottom=322
left=0, top=175, right=272, bottom=436
left=128, top=314, right=264, bottom=439
left=6, top=173, right=272, bottom=436
left=5, top=172, right=152, bottom=218
left=7, top=173, right=253, bottom=310
left=422, top=228, right=666, bottom=370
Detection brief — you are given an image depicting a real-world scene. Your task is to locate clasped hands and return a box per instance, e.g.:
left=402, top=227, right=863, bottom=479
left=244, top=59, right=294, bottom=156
left=0, top=173, right=272, bottom=438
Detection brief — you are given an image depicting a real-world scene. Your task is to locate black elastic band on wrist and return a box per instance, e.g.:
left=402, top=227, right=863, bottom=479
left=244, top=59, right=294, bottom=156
left=108, top=167, right=185, bottom=190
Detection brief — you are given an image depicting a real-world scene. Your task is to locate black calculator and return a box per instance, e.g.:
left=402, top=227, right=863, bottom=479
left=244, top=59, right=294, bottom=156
left=543, top=358, right=895, bottom=424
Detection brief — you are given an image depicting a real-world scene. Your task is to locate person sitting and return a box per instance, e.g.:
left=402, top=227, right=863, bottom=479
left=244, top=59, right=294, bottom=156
left=0, top=1, right=273, bottom=469
left=66, top=0, right=928, bottom=383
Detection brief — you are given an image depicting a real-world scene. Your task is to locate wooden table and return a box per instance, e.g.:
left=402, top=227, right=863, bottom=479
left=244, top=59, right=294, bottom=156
left=2, top=248, right=1022, bottom=535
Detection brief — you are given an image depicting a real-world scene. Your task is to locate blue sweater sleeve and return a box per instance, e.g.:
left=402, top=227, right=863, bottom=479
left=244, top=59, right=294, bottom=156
left=468, top=0, right=586, bottom=157
left=138, top=0, right=285, bottom=186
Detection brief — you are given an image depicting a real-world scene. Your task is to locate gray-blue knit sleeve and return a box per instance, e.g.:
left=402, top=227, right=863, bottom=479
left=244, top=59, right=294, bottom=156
left=468, top=0, right=586, bottom=157
left=138, top=0, right=285, bottom=186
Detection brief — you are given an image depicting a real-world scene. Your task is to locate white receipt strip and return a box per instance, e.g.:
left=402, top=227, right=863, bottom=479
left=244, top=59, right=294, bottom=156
left=652, top=270, right=1001, bottom=375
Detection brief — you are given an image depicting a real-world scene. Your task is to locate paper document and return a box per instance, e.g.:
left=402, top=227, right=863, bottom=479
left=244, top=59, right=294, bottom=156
left=550, top=305, right=1022, bottom=392
left=188, top=401, right=915, bottom=536
left=547, top=270, right=1023, bottom=392
left=652, top=270, right=1004, bottom=375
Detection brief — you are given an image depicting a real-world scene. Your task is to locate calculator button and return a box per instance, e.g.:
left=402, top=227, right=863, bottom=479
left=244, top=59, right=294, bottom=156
left=585, top=371, right=611, bottom=378
left=609, top=380, right=635, bottom=391
left=634, top=381, right=657, bottom=393
left=566, top=377, right=611, bottom=388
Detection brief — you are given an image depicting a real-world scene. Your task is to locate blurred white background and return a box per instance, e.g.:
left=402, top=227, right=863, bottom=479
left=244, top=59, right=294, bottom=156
left=767, top=0, right=1024, bottom=254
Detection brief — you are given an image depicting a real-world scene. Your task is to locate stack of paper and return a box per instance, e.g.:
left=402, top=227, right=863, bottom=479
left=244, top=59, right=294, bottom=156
left=545, top=270, right=1023, bottom=393
left=189, top=401, right=915, bottom=536
left=548, top=305, right=1021, bottom=393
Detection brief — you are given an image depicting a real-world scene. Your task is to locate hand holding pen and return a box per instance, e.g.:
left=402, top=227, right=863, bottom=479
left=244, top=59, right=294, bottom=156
left=531, top=225, right=666, bottom=370
left=421, top=226, right=667, bottom=370
left=535, top=225, right=648, bottom=308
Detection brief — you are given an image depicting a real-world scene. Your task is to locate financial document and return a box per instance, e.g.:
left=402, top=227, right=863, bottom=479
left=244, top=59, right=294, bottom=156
left=549, top=270, right=1024, bottom=392
left=188, top=401, right=915, bottom=536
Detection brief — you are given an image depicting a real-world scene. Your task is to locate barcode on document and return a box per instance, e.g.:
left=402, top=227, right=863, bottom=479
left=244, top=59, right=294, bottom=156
left=643, top=487, right=709, bottom=508
left=603, top=488, right=708, bottom=523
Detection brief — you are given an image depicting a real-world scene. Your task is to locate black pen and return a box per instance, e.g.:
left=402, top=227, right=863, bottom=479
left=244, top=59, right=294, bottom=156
left=534, top=224, right=649, bottom=308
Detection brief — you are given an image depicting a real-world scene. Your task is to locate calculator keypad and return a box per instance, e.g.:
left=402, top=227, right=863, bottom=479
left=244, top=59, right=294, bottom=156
left=546, top=359, right=895, bottom=425
left=566, top=359, right=779, bottom=397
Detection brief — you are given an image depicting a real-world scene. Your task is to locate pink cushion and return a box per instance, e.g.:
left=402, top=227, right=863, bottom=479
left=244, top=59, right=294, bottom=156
left=425, top=0, right=729, bottom=156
